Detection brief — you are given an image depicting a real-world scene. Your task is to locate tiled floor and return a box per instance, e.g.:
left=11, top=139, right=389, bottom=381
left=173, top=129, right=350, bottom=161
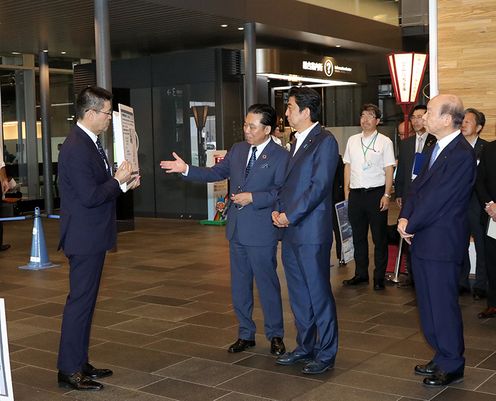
left=1, top=209, right=496, bottom=401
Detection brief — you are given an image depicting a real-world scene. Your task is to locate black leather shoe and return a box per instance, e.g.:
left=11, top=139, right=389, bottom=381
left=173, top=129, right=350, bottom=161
left=0, top=244, right=10, bottom=252
left=473, top=288, right=487, bottom=300
left=270, top=337, right=286, bottom=356
left=228, top=338, right=255, bottom=353
left=302, top=360, right=333, bottom=374
left=414, top=360, right=438, bottom=376
left=373, top=280, right=385, bottom=291
left=343, top=276, right=369, bottom=286
left=423, top=369, right=464, bottom=387
left=276, top=351, right=312, bottom=365
left=82, top=362, right=113, bottom=379
left=478, top=306, right=496, bottom=319
left=58, top=371, right=103, bottom=391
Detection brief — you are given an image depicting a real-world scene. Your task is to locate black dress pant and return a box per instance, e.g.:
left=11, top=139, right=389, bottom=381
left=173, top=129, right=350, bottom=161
left=348, top=186, right=388, bottom=281
left=485, top=232, right=496, bottom=307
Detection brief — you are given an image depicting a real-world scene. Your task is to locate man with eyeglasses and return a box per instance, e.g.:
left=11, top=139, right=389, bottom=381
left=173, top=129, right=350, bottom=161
left=57, top=86, right=138, bottom=391
left=342, top=104, right=396, bottom=290
left=161, top=104, right=289, bottom=356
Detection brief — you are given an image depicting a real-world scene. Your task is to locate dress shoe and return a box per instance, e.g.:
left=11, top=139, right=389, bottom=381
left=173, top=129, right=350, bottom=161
left=58, top=371, right=103, bottom=391
left=477, top=306, right=496, bottom=319
left=0, top=244, right=10, bottom=252
left=82, top=362, right=113, bottom=379
left=373, top=280, right=385, bottom=291
left=414, top=360, right=438, bottom=376
left=228, top=338, right=255, bottom=353
left=302, top=360, right=333, bottom=375
left=276, top=351, right=312, bottom=365
left=423, top=369, right=464, bottom=387
left=342, top=275, right=369, bottom=286
left=473, top=288, right=487, bottom=300
left=270, top=337, right=286, bottom=356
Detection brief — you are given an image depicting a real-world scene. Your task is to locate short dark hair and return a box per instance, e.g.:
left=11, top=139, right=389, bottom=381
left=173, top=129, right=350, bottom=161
left=465, top=108, right=486, bottom=134
left=410, top=104, right=427, bottom=118
left=360, top=103, right=381, bottom=119
left=75, top=86, right=113, bottom=120
left=288, top=86, right=321, bottom=122
left=440, top=101, right=464, bottom=128
left=247, top=104, right=277, bottom=131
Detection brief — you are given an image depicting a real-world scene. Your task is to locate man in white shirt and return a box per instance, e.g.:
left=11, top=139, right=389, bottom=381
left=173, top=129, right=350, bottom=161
left=342, top=104, right=395, bottom=290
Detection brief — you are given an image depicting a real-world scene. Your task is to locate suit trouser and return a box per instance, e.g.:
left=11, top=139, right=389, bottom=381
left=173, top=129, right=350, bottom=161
left=412, top=254, right=465, bottom=373
left=282, top=241, right=338, bottom=364
left=229, top=239, right=283, bottom=341
left=460, top=206, right=487, bottom=291
left=348, top=187, right=388, bottom=281
left=485, top=234, right=496, bottom=307
left=58, top=252, right=106, bottom=374
left=332, top=205, right=342, bottom=261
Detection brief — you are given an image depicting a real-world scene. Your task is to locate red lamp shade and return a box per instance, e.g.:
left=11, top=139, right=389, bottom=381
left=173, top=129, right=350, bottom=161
left=387, top=52, right=428, bottom=105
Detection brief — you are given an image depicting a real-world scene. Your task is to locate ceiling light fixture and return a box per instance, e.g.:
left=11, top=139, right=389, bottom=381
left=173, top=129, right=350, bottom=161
left=220, top=24, right=228, bottom=28
left=61, top=51, right=67, bottom=55
left=238, top=27, right=244, bottom=31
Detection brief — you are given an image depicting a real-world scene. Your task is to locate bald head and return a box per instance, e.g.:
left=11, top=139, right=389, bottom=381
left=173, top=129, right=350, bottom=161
left=423, top=94, right=464, bottom=139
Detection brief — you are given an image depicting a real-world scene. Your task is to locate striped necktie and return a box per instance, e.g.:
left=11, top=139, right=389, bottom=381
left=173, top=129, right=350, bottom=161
left=245, top=146, right=257, bottom=177
left=96, top=137, right=111, bottom=175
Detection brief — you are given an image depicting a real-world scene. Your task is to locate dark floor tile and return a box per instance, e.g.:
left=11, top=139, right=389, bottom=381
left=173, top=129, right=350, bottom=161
left=96, top=298, right=146, bottom=312
left=431, top=387, right=496, bottom=401
left=219, top=369, right=322, bottom=401
left=181, top=311, right=238, bottom=328
left=124, top=304, right=203, bottom=322
left=12, top=382, right=74, bottom=401
left=92, top=309, right=136, bottom=327
left=159, top=324, right=238, bottom=347
left=12, top=365, right=66, bottom=394
left=474, top=372, right=496, bottom=395
left=18, top=302, right=64, bottom=317
left=15, top=315, right=61, bottom=331
left=364, top=324, right=419, bottom=339
left=292, top=382, right=400, bottom=401
left=216, top=393, right=274, bottom=401
left=130, top=294, right=193, bottom=306
left=12, top=331, right=62, bottom=353
left=89, top=341, right=188, bottom=372
left=140, top=377, right=229, bottom=401
left=110, top=317, right=182, bottom=335
left=90, top=326, right=160, bottom=346
left=339, top=331, right=400, bottom=353
left=10, top=348, right=57, bottom=370
left=7, top=321, right=52, bottom=341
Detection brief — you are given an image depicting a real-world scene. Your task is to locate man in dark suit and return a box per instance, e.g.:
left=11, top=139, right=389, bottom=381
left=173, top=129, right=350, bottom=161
left=161, top=104, right=289, bottom=356
left=395, top=105, right=436, bottom=286
left=398, top=94, right=475, bottom=387
left=475, top=140, right=496, bottom=318
left=57, top=86, right=135, bottom=391
left=459, top=108, right=487, bottom=299
left=272, top=86, right=339, bottom=375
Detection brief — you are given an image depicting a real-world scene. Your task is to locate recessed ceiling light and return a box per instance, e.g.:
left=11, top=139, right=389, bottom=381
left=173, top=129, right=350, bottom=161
left=335, top=44, right=341, bottom=48
left=11, top=51, right=21, bottom=55
left=220, top=24, right=228, bottom=28
left=43, top=49, right=48, bottom=53
left=238, top=27, right=244, bottom=31
left=61, top=51, right=67, bottom=55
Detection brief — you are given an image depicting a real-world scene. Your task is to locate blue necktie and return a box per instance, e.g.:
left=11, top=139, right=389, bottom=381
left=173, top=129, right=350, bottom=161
left=96, top=137, right=111, bottom=175
left=428, top=143, right=440, bottom=169
left=245, top=146, right=257, bottom=177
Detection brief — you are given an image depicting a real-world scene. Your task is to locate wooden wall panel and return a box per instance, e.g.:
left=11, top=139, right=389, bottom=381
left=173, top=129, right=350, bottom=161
left=438, top=0, right=496, bottom=139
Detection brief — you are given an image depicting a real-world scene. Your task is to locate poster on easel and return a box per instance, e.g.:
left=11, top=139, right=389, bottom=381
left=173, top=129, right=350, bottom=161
left=113, top=104, right=140, bottom=192
left=0, top=299, right=14, bottom=401
left=335, top=200, right=354, bottom=263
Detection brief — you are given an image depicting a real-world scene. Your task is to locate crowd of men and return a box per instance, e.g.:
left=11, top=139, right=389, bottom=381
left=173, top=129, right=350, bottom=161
left=2, top=84, right=492, bottom=391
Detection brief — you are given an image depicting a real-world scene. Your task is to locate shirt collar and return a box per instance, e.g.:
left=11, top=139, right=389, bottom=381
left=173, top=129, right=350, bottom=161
left=77, top=121, right=98, bottom=144
left=437, top=130, right=461, bottom=151
left=250, top=135, right=271, bottom=155
left=295, top=121, right=319, bottom=139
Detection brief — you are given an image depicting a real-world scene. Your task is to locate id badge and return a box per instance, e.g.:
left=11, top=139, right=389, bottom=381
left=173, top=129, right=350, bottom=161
left=362, top=161, right=371, bottom=171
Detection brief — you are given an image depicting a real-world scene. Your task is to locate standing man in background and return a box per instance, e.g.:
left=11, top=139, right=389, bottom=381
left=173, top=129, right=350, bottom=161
left=57, top=86, right=136, bottom=391
left=459, top=108, right=487, bottom=299
left=342, top=104, right=396, bottom=290
left=0, top=147, right=10, bottom=251
left=161, top=104, right=289, bottom=357
left=273, top=86, right=339, bottom=375
left=398, top=94, right=475, bottom=387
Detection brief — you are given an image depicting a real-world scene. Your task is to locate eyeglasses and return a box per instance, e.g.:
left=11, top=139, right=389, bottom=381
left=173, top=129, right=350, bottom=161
left=360, top=113, right=377, bottom=120
left=87, top=108, right=112, bottom=116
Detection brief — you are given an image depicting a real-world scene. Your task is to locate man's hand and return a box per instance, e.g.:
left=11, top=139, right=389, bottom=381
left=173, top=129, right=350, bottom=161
left=1, top=178, right=9, bottom=194
left=231, top=192, right=252, bottom=207
left=114, top=160, right=132, bottom=185
left=397, top=217, right=414, bottom=245
left=380, top=196, right=390, bottom=211
left=160, top=152, right=187, bottom=174
left=272, top=211, right=289, bottom=227
left=127, top=175, right=141, bottom=190
left=396, top=197, right=402, bottom=208
left=485, top=202, right=496, bottom=221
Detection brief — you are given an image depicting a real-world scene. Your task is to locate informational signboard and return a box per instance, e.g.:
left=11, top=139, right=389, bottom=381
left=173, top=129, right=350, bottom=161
left=206, top=150, right=227, bottom=221
left=335, top=200, right=354, bottom=263
left=0, top=299, right=13, bottom=401
left=113, top=104, right=140, bottom=192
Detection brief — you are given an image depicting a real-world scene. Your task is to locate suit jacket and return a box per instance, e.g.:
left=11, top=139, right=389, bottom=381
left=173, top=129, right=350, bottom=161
left=186, top=139, right=289, bottom=246
left=475, top=139, right=496, bottom=213
left=469, top=137, right=488, bottom=214
left=58, top=125, right=122, bottom=255
left=278, top=125, right=339, bottom=244
left=400, top=133, right=476, bottom=262
left=395, top=133, right=436, bottom=199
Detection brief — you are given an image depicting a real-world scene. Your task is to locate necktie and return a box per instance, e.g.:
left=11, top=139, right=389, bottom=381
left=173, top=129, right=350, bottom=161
left=245, top=146, right=257, bottom=177
left=416, top=136, right=424, bottom=153
left=96, top=137, right=111, bottom=175
left=428, top=143, right=440, bottom=169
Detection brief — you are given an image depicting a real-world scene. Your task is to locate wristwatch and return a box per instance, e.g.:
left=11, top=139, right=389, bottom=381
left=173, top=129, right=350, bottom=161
left=383, top=193, right=391, bottom=199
